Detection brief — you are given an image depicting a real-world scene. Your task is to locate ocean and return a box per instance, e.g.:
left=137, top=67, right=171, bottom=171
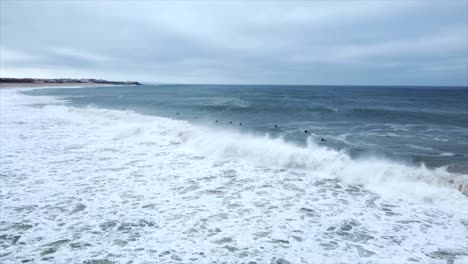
left=1, top=84, right=467, bottom=263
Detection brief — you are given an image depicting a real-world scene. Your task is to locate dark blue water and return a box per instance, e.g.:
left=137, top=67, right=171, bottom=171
left=25, top=84, right=468, bottom=171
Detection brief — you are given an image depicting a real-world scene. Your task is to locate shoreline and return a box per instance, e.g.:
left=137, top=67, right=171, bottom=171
left=0, top=82, right=128, bottom=89
left=0, top=78, right=141, bottom=89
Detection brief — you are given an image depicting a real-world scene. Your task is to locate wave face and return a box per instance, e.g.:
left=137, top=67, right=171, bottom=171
left=1, top=88, right=468, bottom=263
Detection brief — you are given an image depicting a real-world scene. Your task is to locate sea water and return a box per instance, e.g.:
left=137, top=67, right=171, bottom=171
left=1, top=85, right=467, bottom=263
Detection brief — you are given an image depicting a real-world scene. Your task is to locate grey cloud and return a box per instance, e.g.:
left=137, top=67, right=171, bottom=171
left=1, top=0, right=467, bottom=85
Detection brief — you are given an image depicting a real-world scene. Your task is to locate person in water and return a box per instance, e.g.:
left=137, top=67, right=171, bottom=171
left=321, top=138, right=326, bottom=142
left=304, top=130, right=308, bottom=133
left=275, top=125, right=278, bottom=128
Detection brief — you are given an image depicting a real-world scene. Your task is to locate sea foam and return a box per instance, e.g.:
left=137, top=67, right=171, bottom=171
left=1, top=89, right=467, bottom=263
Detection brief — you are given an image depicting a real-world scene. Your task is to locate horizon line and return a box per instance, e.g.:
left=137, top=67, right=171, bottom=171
left=143, top=82, right=468, bottom=88
left=2, top=77, right=467, bottom=88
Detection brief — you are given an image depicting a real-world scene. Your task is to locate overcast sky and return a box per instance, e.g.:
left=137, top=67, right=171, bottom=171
left=1, top=1, right=467, bottom=86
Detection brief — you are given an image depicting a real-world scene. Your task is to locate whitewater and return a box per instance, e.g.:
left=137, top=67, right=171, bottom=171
left=1, top=88, right=467, bottom=264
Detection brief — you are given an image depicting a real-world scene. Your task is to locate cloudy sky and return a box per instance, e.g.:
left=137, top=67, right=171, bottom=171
left=1, top=1, right=467, bottom=85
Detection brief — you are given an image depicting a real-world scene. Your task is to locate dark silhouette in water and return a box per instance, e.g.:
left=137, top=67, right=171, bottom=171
left=321, top=138, right=326, bottom=142
left=275, top=125, right=278, bottom=128
left=229, top=121, right=232, bottom=124
left=176, top=112, right=179, bottom=115
left=304, top=130, right=308, bottom=133
left=239, top=123, right=242, bottom=126
left=215, top=120, right=218, bottom=123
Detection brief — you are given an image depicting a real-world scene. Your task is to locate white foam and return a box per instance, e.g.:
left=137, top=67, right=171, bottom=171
left=1, top=89, right=467, bottom=263
left=189, top=96, right=250, bottom=108
left=441, top=152, right=455, bottom=157
left=179, top=125, right=468, bottom=202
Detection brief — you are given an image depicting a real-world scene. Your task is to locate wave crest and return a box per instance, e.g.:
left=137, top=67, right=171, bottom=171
left=178, top=126, right=468, bottom=198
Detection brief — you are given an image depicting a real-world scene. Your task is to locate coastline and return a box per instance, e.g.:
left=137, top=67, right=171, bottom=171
left=0, top=78, right=141, bottom=89
left=0, top=82, right=128, bottom=89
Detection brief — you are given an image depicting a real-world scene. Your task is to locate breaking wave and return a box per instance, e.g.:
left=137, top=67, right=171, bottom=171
left=5, top=89, right=467, bottom=204
left=179, top=126, right=468, bottom=200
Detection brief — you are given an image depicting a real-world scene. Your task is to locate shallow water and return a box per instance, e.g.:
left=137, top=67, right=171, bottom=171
left=1, top=87, right=467, bottom=264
